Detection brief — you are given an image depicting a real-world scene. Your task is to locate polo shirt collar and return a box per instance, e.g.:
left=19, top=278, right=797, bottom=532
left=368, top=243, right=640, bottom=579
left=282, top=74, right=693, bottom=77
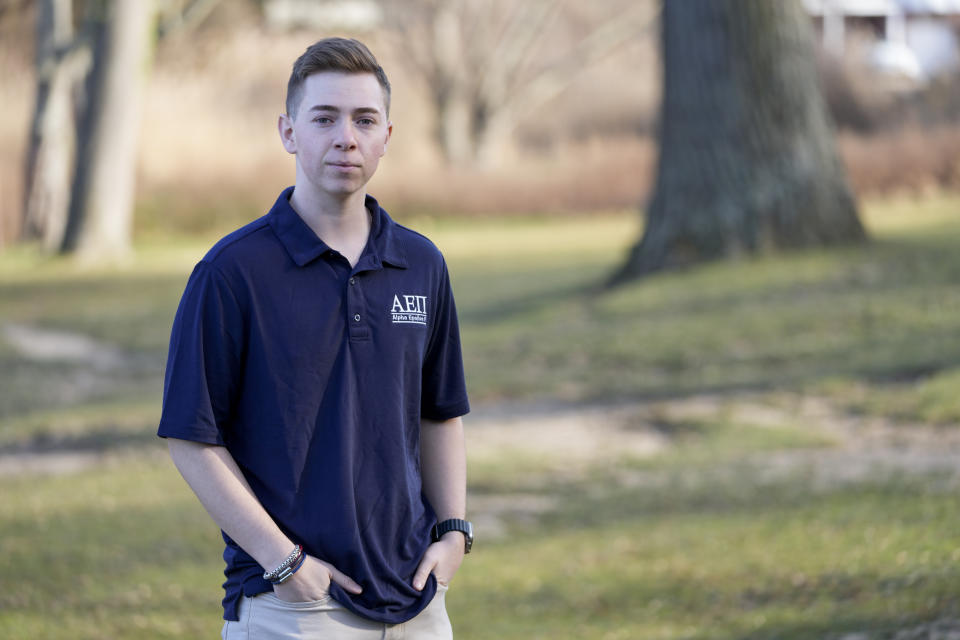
left=268, top=187, right=408, bottom=270
left=362, top=193, right=408, bottom=270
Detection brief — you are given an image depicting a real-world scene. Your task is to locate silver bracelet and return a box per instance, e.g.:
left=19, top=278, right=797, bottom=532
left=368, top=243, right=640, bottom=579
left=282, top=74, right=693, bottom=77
left=271, top=552, right=306, bottom=585
left=263, top=545, right=303, bottom=583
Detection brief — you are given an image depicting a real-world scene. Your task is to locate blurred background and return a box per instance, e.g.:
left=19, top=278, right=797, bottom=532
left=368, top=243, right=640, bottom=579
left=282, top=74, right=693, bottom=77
left=2, top=0, right=960, bottom=638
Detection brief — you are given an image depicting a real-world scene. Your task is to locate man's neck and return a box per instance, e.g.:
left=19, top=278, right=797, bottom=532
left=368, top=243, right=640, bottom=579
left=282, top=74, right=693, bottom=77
left=289, top=185, right=371, bottom=267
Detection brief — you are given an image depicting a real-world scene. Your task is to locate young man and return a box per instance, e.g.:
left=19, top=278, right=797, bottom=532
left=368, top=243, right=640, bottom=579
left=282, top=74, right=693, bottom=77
left=158, top=38, right=472, bottom=639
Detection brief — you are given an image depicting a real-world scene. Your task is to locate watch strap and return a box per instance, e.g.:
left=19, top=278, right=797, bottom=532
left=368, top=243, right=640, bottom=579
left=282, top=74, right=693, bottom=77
left=431, top=518, right=473, bottom=553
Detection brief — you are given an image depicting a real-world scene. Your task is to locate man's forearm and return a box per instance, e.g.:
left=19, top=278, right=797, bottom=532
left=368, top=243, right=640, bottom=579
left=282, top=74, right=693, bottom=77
left=166, top=438, right=295, bottom=571
left=412, top=416, right=468, bottom=590
left=420, top=417, right=467, bottom=523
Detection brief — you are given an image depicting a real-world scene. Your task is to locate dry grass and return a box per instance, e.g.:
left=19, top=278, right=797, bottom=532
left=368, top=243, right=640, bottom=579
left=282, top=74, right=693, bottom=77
left=1, top=15, right=960, bottom=244
left=374, top=136, right=654, bottom=218
left=839, top=125, right=960, bottom=197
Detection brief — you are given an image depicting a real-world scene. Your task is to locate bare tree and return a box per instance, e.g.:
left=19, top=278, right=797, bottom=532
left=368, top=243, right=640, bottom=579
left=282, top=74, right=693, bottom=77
left=22, top=0, right=89, bottom=252
left=381, top=0, right=655, bottom=166
left=609, top=0, right=865, bottom=285
left=59, top=0, right=155, bottom=258
left=23, top=0, right=218, bottom=259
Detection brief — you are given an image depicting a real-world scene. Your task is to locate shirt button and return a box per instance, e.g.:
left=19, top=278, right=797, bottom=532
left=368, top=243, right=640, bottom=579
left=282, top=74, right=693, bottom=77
left=349, top=277, right=356, bottom=285
left=354, top=314, right=361, bottom=322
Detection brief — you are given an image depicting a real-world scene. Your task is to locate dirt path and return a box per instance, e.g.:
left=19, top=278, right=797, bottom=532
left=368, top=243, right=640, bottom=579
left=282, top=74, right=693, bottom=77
left=4, top=388, right=960, bottom=482
left=468, top=392, right=960, bottom=483
left=5, top=323, right=960, bottom=496
left=2, top=323, right=125, bottom=369
left=464, top=393, right=960, bottom=539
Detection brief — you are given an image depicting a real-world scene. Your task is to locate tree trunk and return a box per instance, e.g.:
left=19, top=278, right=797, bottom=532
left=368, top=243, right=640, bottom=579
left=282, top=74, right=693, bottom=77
left=427, top=1, right=475, bottom=165
left=432, top=87, right=474, bottom=165
left=610, top=0, right=865, bottom=285
left=472, top=107, right=513, bottom=168
left=23, top=0, right=84, bottom=251
left=431, top=87, right=515, bottom=168
left=60, top=0, right=154, bottom=259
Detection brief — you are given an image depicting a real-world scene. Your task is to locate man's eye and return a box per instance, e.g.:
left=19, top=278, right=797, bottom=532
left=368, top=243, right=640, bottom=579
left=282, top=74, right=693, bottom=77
left=357, top=118, right=375, bottom=126
left=315, top=117, right=333, bottom=124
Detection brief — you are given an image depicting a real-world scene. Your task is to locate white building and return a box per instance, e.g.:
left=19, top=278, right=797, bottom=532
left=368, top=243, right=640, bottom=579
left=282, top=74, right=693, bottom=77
left=804, top=0, right=960, bottom=80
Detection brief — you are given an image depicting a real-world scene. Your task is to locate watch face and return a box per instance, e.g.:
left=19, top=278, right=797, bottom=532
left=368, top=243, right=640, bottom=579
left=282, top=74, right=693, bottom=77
left=464, top=522, right=474, bottom=553
left=462, top=521, right=474, bottom=553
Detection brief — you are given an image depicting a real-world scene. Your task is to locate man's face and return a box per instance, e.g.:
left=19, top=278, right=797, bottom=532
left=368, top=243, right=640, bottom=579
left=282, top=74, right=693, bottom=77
left=279, top=72, right=392, bottom=201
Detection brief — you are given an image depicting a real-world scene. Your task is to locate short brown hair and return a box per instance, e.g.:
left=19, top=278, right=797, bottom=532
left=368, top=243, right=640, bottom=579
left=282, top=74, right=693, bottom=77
left=286, top=38, right=391, bottom=119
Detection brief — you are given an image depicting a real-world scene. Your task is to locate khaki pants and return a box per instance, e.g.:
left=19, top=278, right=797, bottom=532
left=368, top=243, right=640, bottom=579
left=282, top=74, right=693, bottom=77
left=221, top=585, right=452, bottom=640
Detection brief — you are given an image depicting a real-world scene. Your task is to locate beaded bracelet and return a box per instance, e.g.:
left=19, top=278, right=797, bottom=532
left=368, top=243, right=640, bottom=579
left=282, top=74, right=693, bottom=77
left=263, top=545, right=304, bottom=584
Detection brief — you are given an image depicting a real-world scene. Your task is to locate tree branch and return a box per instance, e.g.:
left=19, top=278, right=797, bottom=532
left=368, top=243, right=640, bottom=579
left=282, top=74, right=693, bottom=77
left=157, top=0, right=221, bottom=39
left=508, top=4, right=659, bottom=122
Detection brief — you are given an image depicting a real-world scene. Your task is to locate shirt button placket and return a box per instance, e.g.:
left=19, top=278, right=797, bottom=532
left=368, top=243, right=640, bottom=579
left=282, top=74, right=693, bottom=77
left=348, top=274, right=369, bottom=340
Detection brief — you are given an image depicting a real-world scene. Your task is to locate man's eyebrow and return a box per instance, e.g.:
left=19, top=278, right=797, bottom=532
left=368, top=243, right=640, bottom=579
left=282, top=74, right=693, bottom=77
left=307, top=105, right=382, bottom=116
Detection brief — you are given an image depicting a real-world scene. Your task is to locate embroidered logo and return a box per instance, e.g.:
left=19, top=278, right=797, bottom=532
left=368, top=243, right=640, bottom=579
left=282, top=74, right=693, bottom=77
left=391, top=294, right=428, bottom=325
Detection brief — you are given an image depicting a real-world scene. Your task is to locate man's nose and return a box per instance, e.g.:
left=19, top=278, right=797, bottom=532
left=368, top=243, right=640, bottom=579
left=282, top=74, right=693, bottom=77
left=334, top=122, right=358, bottom=150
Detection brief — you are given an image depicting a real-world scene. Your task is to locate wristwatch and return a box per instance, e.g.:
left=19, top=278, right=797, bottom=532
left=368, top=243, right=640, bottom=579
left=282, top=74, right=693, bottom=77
left=431, top=518, right=474, bottom=554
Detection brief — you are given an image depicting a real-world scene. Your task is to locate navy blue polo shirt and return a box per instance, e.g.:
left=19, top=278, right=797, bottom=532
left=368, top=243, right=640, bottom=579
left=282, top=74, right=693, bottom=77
left=158, top=187, right=470, bottom=624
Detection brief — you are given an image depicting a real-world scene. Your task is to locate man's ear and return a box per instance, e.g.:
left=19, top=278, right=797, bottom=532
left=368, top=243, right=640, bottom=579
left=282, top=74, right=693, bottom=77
left=278, top=113, right=296, bottom=154
left=382, top=121, right=393, bottom=155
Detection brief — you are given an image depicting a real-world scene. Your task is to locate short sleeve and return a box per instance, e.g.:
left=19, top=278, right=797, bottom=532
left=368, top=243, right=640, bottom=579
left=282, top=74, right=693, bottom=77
left=158, top=262, right=245, bottom=445
left=421, top=258, right=470, bottom=421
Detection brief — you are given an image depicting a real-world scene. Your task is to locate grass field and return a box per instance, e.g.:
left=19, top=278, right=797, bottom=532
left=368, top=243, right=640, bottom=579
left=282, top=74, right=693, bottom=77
left=1, top=193, right=959, bottom=638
